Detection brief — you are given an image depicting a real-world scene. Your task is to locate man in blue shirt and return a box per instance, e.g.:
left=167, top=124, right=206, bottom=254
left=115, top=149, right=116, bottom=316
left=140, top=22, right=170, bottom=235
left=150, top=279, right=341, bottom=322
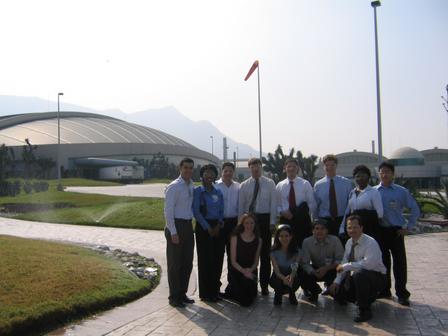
left=164, top=158, right=196, bottom=308
left=375, top=161, right=420, bottom=306
left=193, top=164, right=224, bottom=302
left=314, top=154, right=353, bottom=237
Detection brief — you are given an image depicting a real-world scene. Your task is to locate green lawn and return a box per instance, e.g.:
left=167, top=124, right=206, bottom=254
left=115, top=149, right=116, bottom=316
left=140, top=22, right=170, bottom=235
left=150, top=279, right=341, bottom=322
left=0, top=190, right=165, bottom=230
left=0, top=235, right=156, bottom=336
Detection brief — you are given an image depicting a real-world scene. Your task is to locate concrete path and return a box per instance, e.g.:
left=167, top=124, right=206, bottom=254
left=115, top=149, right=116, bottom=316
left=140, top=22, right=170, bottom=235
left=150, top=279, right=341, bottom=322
left=1, top=217, right=448, bottom=335
left=65, top=184, right=167, bottom=198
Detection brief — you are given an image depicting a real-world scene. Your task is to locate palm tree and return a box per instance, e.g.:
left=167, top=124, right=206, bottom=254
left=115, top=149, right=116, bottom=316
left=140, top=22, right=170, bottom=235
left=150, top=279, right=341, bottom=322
left=417, top=180, right=448, bottom=218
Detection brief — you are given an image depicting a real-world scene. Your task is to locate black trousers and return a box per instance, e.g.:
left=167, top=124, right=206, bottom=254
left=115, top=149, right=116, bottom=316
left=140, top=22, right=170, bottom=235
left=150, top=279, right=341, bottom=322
left=256, top=213, right=272, bottom=289
left=216, top=217, right=238, bottom=288
left=195, top=219, right=222, bottom=299
left=301, top=269, right=337, bottom=295
left=279, top=203, right=312, bottom=248
left=320, top=217, right=344, bottom=237
left=378, top=226, right=410, bottom=299
left=269, top=271, right=301, bottom=295
left=335, top=269, right=386, bottom=309
left=227, top=268, right=258, bottom=307
left=165, top=219, right=194, bottom=302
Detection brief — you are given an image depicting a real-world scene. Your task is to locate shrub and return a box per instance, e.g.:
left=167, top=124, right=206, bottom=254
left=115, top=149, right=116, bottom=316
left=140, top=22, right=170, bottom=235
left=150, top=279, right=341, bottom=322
left=23, top=181, right=33, bottom=194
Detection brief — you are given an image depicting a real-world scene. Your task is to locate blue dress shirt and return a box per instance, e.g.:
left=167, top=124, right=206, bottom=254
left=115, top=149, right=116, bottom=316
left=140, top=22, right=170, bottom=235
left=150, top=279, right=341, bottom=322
left=193, top=185, right=224, bottom=230
left=375, top=183, right=420, bottom=229
left=314, top=175, right=353, bottom=218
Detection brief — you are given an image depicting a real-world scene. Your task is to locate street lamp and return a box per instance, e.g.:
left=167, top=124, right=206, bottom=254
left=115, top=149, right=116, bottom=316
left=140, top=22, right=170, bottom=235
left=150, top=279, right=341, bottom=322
left=57, top=92, right=64, bottom=191
left=210, top=136, right=214, bottom=156
left=371, top=0, right=383, bottom=163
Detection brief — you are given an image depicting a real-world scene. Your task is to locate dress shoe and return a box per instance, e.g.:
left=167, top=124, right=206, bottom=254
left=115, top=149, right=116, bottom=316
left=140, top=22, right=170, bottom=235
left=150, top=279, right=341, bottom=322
left=289, top=293, right=298, bottom=305
left=274, top=293, right=282, bottom=306
left=378, top=290, right=392, bottom=299
left=321, top=287, right=330, bottom=296
left=307, top=293, right=318, bottom=303
left=354, top=308, right=372, bottom=323
left=398, top=297, right=410, bottom=306
left=302, top=289, right=312, bottom=298
left=183, top=295, right=195, bottom=304
left=169, top=300, right=186, bottom=308
left=261, top=287, right=269, bottom=296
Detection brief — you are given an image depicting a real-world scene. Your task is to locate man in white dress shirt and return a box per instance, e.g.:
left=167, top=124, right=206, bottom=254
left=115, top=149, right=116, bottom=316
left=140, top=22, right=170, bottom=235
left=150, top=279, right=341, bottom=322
left=239, top=158, right=277, bottom=295
left=164, top=158, right=196, bottom=308
left=276, top=158, right=316, bottom=247
left=328, top=214, right=387, bottom=322
left=215, top=162, right=240, bottom=295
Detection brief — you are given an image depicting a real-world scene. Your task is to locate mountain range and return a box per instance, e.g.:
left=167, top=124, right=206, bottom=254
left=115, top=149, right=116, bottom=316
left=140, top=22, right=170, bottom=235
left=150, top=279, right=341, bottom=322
left=0, top=95, right=259, bottom=159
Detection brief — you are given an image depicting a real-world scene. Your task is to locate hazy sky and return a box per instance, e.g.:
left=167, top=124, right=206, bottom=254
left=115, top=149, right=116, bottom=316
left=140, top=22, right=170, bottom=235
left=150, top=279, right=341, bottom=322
left=1, top=0, right=447, bottom=157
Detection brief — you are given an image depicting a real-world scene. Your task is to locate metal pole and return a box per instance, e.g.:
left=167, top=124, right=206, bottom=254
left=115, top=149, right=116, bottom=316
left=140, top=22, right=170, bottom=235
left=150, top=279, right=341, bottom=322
left=57, top=92, right=63, bottom=190
left=372, top=1, right=383, bottom=163
left=210, top=135, right=214, bottom=156
left=257, top=65, right=263, bottom=160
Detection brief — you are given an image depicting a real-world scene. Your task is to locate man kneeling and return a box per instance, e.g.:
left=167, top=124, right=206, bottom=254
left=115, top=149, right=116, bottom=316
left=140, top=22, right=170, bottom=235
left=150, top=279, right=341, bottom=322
left=327, top=215, right=387, bottom=322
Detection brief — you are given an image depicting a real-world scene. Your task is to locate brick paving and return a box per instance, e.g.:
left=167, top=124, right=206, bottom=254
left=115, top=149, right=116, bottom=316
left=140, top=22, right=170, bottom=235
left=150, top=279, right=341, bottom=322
left=1, top=217, right=448, bottom=336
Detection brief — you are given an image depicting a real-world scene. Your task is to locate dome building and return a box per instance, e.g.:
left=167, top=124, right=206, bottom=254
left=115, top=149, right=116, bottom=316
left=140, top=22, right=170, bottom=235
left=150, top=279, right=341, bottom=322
left=0, top=112, right=219, bottom=179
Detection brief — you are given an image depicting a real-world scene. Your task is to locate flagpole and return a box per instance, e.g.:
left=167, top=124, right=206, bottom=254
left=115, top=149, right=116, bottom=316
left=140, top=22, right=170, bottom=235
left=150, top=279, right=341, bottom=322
left=257, top=65, right=262, bottom=160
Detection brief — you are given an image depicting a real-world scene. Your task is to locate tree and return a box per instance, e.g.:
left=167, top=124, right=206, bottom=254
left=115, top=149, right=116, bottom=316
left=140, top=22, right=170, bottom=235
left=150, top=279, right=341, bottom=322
left=0, top=144, right=11, bottom=180
left=262, top=145, right=293, bottom=183
left=36, top=157, right=56, bottom=179
left=149, top=152, right=170, bottom=179
left=22, top=139, right=38, bottom=178
left=416, top=179, right=448, bottom=218
left=262, top=145, right=320, bottom=184
left=296, top=151, right=319, bottom=185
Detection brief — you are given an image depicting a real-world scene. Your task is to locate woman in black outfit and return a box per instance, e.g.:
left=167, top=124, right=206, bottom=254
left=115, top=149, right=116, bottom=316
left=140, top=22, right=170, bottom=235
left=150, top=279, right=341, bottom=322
left=225, top=213, right=262, bottom=307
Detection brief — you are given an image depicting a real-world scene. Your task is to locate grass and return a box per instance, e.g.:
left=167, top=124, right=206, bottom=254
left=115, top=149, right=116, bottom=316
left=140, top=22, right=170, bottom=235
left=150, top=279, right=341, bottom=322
left=7, top=178, right=122, bottom=189
left=0, top=235, right=156, bottom=336
left=0, top=190, right=165, bottom=230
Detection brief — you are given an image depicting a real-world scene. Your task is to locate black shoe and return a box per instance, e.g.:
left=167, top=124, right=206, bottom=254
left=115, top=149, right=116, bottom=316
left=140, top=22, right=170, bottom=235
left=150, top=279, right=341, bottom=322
left=354, top=308, right=372, bottom=323
left=274, top=293, right=282, bottom=306
left=398, top=297, right=410, bottom=306
left=183, top=295, right=195, bottom=304
left=378, top=290, right=392, bottom=299
left=261, top=287, right=269, bottom=296
left=169, top=300, right=186, bottom=308
left=289, top=293, right=298, bottom=305
left=201, top=296, right=219, bottom=303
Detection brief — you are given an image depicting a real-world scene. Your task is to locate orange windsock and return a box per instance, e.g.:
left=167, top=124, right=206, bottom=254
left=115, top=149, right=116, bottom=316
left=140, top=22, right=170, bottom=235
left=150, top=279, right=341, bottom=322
left=244, top=60, right=259, bottom=81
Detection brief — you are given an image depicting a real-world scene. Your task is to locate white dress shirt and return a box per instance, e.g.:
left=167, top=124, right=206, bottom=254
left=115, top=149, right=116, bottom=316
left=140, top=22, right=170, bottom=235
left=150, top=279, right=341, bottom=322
left=276, top=176, right=316, bottom=216
left=345, top=185, right=383, bottom=217
left=216, top=178, right=240, bottom=218
left=238, top=175, right=277, bottom=225
left=164, top=176, right=194, bottom=235
left=334, top=233, right=386, bottom=285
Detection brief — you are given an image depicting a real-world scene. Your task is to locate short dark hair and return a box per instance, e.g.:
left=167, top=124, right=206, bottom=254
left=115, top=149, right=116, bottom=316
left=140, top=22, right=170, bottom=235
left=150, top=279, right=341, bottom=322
left=222, top=162, right=235, bottom=171
left=322, top=154, right=338, bottom=164
left=347, top=214, right=363, bottom=227
left=378, top=161, right=395, bottom=173
left=179, top=158, right=194, bottom=167
left=248, top=158, right=262, bottom=167
left=353, top=165, right=371, bottom=178
left=312, top=218, right=329, bottom=230
left=284, top=158, right=299, bottom=167
left=200, top=164, right=218, bottom=179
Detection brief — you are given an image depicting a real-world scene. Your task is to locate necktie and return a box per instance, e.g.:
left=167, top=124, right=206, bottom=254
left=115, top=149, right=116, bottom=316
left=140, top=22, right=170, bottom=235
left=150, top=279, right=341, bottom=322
left=344, top=242, right=358, bottom=291
left=248, top=178, right=260, bottom=213
left=288, top=180, right=296, bottom=210
left=348, top=242, right=358, bottom=262
left=329, top=178, right=338, bottom=219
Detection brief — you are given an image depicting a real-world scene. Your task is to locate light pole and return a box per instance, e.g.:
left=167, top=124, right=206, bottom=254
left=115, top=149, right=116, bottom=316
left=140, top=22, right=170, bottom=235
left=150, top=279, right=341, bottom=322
left=210, top=135, right=214, bottom=156
left=57, top=92, right=64, bottom=191
left=371, top=0, right=383, bottom=163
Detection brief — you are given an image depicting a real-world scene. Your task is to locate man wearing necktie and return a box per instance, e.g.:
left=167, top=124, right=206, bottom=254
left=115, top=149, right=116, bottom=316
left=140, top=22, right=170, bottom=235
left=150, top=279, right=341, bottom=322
left=314, top=154, right=353, bottom=237
left=238, top=158, right=277, bottom=295
left=276, top=158, right=316, bottom=247
left=327, top=215, right=387, bottom=322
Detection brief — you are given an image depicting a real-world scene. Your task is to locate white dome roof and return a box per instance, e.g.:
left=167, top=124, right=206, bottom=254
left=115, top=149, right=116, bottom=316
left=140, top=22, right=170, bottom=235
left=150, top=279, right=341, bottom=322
left=389, top=147, right=424, bottom=160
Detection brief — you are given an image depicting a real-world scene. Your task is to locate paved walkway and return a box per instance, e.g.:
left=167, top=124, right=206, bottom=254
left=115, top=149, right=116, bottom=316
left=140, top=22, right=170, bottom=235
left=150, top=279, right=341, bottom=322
left=65, top=183, right=167, bottom=198
left=1, top=217, right=448, bottom=335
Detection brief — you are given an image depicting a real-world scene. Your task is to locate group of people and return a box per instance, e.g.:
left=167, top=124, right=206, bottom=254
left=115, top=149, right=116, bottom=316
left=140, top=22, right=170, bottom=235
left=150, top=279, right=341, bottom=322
left=163, top=154, right=420, bottom=323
